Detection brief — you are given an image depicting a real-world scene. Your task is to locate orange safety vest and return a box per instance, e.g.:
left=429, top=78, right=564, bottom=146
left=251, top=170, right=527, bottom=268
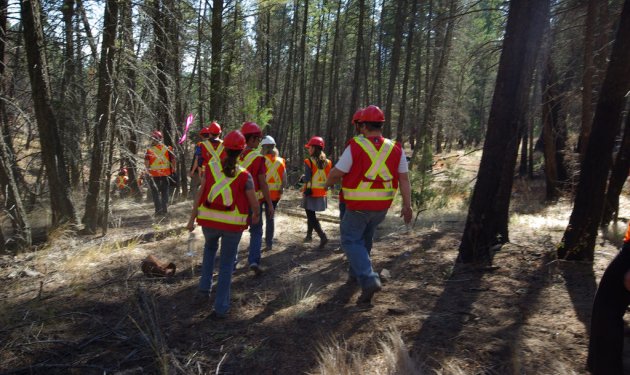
left=115, top=175, right=128, bottom=189
left=196, top=161, right=250, bottom=232
left=264, top=155, right=285, bottom=201
left=304, top=157, right=331, bottom=198
left=146, top=145, right=173, bottom=177
left=624, top=222, right=630, bottom=243
left=341, top=135, right=402, bottom=211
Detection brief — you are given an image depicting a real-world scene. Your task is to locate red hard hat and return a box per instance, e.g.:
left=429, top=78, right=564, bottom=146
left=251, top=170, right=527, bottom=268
left=352, top=108, right=363, bottom=124
left=151, top=130, right=163, bottom=139
left=208, top=121, right=222, bottom=135
left=223, top=130, right=246, bottom=150
left=360, top=105, right=385, bottom=123
left=120, top=168, right=128, bottom=175
left=199, top=127, right=212, bottom=136
left=305, top=136, right=325, bottom=148
left=241, top=121, right=262, bottom=137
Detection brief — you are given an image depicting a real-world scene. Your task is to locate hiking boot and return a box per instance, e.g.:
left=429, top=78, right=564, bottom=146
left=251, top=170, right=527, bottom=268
left=207, top=310, right=227, bottom=320
left=249, top=263, right=263, bottom=276
left=357, top=279, right=382, bottom=305
left=318, top=236, right=328, bottom=249
left=303, top=236, right=313, bottom=243
left=263, top=245, right=272, bottom=252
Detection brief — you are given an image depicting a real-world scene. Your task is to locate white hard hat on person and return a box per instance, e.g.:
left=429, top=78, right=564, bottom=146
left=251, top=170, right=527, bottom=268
left=261, top=135, right=276, bottom=146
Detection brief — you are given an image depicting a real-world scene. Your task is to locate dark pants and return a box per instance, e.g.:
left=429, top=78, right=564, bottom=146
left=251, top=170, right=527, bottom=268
left=587, top=244, right=630, bottom=375
left=305, top=209, right=325, bottom=239
left=149, top=176, right=170, bottom=215
left=262, top=200, right=279, bottom=248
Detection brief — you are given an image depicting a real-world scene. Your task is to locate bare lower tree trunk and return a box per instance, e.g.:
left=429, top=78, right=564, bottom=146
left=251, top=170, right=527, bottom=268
left=558, top=0, right=630, bottom=261
left=458, top=0, right=549, bottom=263
left=383, top=0, right=407, bottom=139
left=209, top=0, right=224, bottom=117
left=82, top=0, right=118, bottom=233
left=577, top=0, right=597, bottom=157
left=21, top=0, right=77, bottom=227
left=602, top=113, right=630, bottom=226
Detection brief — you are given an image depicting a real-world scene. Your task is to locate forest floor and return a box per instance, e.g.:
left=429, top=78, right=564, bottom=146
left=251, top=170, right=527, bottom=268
left=1, top=150, right=629, bottom=375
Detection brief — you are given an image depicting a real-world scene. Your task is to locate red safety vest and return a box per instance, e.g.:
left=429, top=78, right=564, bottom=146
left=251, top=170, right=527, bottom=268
left=115, top=175, right=128, bottom=189
left=341, top=135, right=402, bottom=211
left=146, top=145, right=174, bottom=177
left=196, top=161, right=250, bottom=232
left=264, top=155, right=286, bottom=201
left=304, top=158, right=331, bottom=198
left=200, top=139, right=226, bottom=167
left=239, top=149, right=265, bottom=202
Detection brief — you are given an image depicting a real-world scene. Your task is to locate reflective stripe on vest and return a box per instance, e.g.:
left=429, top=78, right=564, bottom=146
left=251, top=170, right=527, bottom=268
left=201, top=140, right=224, bottom=162
left=197, top=163, right=248, bottom=225
left=116, top=176, right=128, bottom=189
left=149, top=145, right=171, bottom=174
left=239, top=150, right=259, bottom=169
left=342, top=136, right=396, bottom=201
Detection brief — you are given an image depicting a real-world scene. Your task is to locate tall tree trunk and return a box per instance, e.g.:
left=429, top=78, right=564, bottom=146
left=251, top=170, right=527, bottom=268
left=347, top=0, right=365, bottom=143
left=396, top=0, right=418, bottom=145
left=558, top=0, right=630, bottom=261
left=82, top=0, right=119, bottom=233
left=298, top=0, right=309, bottom=155
left=20, top=0, right=77, bottom=227
left=577, top=0, right=596, bottom=157
left=383, top=0, right=407, bottom=139
left=209, top=0, right=224, bottom=117
left=541, top=56, right=562, bottom=201
left=602, top=113, right=630, bottom=226
left=0, top=0, right=30, bottom=248
left=458, top=0, right=549, bottom=263
left=324, top=0, right=344, bottom=157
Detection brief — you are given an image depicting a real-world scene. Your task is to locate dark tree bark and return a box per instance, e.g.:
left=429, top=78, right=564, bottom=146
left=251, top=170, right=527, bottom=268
left=558, top=0, right=630, bottom=261
left=577, top=0, right=596, bottom=158
left=396, top=0, right=418, bottom=145
left=209, top=0, right=224, bottom=117
left=458, top=0, right=549, bottom=263
left=346, top=0, right=365, bottom=144
left=298, top=0, right=309, bottom=157
left=21, top=0, right=77, bottom=227
left=82, top=0, right=119, bottom=233
left=383, top=0, right=407, bottom=139
left=601, top=113, right=630, bottom=226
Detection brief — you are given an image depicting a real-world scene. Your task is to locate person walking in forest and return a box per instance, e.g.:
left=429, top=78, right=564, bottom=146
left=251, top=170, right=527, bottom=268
left=187, top=130, right=260, bottom=319
left=325, top=105, right=412, bottom=304
left=189, top=122, right=225, bottom=198
left=261, top=135, right=286, bottom=252
left=239, top=122, right=274, bottom=275
left=114, top=168, right=129, bottom=198
left=145, top=130, right=176, bottom=216
left=587, top=222, right=630, bottom=375
left=301, top=136, right=331, bottom=249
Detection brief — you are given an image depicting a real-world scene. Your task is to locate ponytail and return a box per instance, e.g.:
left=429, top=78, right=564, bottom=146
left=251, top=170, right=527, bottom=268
left=222, top=149, right=241, bottom=177
left=310, top=146, right=327, bottom=169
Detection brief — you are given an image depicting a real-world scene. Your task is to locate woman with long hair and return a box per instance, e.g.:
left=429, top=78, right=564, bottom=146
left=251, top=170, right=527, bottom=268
left=187, top=130, right=260, bottom=319
left=301, top=136, right=331, bottom=249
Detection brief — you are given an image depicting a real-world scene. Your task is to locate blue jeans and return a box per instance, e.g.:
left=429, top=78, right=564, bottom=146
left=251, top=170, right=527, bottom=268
left=248, top=203, right=264, bottom=265
left=339, top=201, right=346, bottom=220
left=340, top=209, right=387, bottom=289
left=262, top=200, right=279, bottom=248
left=199, top=226, right=243, bottom=315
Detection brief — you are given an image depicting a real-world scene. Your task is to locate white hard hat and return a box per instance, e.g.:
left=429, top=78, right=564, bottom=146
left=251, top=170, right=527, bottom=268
left=261, top=135, right=276, bottom=146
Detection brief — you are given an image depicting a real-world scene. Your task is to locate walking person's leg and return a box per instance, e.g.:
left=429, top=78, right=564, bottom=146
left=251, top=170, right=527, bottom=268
left=264, top=201, right=278, bottom=251
left=213, top=230, right=243, bottom=317
left=248, top=203, right=264, bottom=273
left=198, top=227, right=221, bottom=295
left=312, top=211, right=328, bottom=249
left=305, top=209, right=315, bottom=242
left=148, top=177, right=161, bottom=214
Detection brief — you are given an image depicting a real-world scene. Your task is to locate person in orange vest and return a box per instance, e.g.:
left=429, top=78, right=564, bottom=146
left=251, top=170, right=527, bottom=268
left=114, top=168, right=130, bottom=198
left=239, top=121, right=274, bottom=275
left=144, top=130, right=176, bottom=216
left=301, top=136, right=331, bottom=249
left=260, top=135, right=286, bottom=252
left=587, top=223, right=630, bottom=374
left=187, top=130, right=260, bottom=319
left=325, top=105, right=412, bottom=304
left=189, top=123, right=224, bottom=199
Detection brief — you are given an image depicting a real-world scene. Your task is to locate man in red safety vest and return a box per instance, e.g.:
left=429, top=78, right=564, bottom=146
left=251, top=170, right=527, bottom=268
left=114, top=168, right=130, bottom=198
left=325, top=105, right=412, bottom=304
left=145, top=130, right=176, bottom=216
left=189, top=122, right=225, bottom=199
left=239, top=122, right=274, bottom=275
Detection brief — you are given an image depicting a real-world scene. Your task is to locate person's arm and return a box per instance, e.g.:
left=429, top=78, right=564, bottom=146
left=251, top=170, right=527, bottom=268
left=325, top=167, right=345, bottom=189
left=187, top=181, right=205, bottom=231
left=189, top=155, right=199, bottom=177
left=398, top=172, right=413, bottom=224
left=246, top=186, right=261, bottom=224
left=258, top=172, right=274, bottom=216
